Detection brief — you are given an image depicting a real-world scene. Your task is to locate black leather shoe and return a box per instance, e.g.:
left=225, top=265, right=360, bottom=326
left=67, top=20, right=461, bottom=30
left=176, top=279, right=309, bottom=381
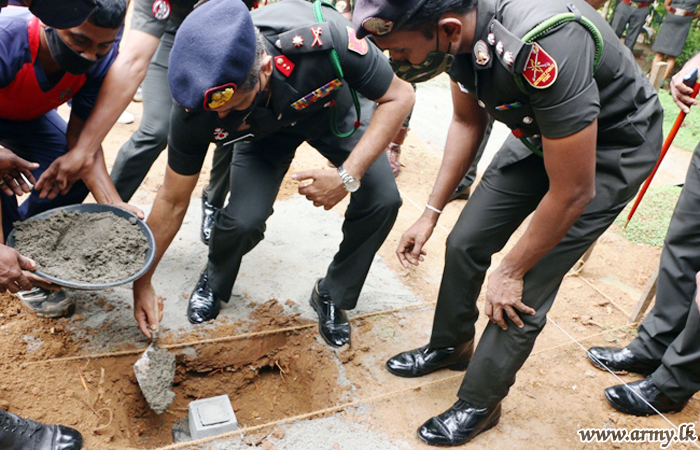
left=0, top=408, right=83, bottom=450
left=187, top=271, right=221, bottom=324
left=309, top=279, right=350, bottom=348
left=448, top=184, right=470, bottom=203
left=386, top=341, right=473, bottom=378
left=418, top=400, right=501, bottom=446
left=587, top=346, right=658, bottom=375
left=200, top=196, right=219, bottom=245
left=605, top=377, right=689, bottom=416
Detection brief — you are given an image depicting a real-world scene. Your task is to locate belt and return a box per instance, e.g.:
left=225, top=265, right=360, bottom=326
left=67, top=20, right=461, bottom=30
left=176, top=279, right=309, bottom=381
left=622, top=0, right=650, bottom=7
left=669, top=6, right=696, bottom=15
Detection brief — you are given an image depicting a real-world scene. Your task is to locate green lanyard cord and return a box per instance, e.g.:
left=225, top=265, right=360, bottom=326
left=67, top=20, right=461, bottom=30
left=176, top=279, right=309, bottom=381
left=514, top=11, right=604, bottom=155
left=312, top=0, right=362, bottom=138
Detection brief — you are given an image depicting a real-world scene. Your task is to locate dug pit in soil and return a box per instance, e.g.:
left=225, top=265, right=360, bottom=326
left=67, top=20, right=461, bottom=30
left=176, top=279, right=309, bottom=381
left=14, top=210, right=148, bottom=284
left=5, top=330, right=346, bottom=449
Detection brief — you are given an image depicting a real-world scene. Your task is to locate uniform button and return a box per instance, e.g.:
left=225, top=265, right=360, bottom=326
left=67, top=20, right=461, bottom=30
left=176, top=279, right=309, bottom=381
left=533, top=134, right=540, bottom=138
left=291, top=122, right=297, bottom=126
left=477, top=100, right=486, bottom=108
left=523, top=116, right=533, bottom=124
left=278, top=114, right=283, bottom=120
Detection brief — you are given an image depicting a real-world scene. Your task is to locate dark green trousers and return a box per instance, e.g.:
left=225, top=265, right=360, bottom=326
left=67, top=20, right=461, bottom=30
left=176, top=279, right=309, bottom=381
left=628, top=143, right=700, bottom=403
left=207, top=104, right=401, bottom=310
left=429, top=130, right=660, bottom=408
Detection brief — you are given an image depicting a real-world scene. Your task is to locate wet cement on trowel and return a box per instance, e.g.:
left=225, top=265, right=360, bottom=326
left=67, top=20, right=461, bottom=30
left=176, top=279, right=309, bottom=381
left=133, top=345, right=176, bottom=414
left=14, top=210, right=148, bottom=284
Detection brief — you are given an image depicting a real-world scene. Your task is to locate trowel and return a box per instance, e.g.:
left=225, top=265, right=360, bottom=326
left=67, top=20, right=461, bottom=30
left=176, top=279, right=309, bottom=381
left=133, top=299, right=176, bottom=414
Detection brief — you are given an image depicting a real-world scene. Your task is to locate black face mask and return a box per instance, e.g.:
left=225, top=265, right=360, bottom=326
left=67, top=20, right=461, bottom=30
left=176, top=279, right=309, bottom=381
left=30, top=0, right=95, bottom=29
left=44, top=27, right=105, bottom=75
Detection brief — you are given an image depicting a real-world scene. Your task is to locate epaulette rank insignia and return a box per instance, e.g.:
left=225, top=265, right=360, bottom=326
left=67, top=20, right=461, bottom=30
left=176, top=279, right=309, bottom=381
left=291, top=78, right=342, bottom=111
left=279, top=23, right=334, bottom=54
left=489, top=19, right=532, bottom=75
left=522, top=43, right=557, bottom=89
left=274, top=55, right=295, bottom=77
left=346, top=26, right=368, bottom=55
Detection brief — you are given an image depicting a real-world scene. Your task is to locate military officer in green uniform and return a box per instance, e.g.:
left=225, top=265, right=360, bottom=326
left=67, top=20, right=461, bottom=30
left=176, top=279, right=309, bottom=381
left=587, top=56, right=700, bottom=418
left=132, top=0, right=414, bottom=348
left=352, top=0, right=662, bottom=445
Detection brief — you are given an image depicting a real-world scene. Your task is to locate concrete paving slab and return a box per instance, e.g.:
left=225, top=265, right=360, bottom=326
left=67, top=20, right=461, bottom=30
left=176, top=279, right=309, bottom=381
left=66, top=196, right=420, bottom=350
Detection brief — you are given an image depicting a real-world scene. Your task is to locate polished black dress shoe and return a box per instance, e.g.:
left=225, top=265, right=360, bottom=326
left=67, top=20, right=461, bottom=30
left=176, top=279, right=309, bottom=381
left=418, top=400, right=501, bottom=446
left=605, top=377, right=689, bottom=416
left=187, top=271, right=221, bottom=324
left=386, top=341, right=473, bottom=378
left=309, top=279, right=350, bottom=348
left=200, top=196, right=219, bottom=245
left=587, top=346, right=658, bottom=375
left=0, top=408, right=83, bottom=450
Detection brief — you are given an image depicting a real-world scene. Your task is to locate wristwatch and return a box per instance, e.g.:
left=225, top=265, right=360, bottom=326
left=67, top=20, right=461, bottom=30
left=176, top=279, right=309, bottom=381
left=337, top=166, right=360, bottom=193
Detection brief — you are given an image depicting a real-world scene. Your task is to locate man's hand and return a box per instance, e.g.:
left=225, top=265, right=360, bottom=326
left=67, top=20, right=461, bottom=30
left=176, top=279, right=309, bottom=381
left=670, top=66, right=699, bottom=113
left=35, top=150, right=96, bottom=200
left=292, top=169, right=348, bottom=210
left=396, top=216, right=435, bottom=268
left=114, top=202, right=145, bottom=220
left=0, top=148, right=38, bottom=196
left=133, top=278, right=163, bottom=339
left=484, top=266, right=536, bottom=330
left=0, top=245, right=36, bottom=293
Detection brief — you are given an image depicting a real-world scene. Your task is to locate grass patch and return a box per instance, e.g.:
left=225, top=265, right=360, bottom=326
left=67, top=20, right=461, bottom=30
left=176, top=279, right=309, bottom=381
left=613, top=185, right=682, bottom=247
left=658, top=89, right=700, bottom=152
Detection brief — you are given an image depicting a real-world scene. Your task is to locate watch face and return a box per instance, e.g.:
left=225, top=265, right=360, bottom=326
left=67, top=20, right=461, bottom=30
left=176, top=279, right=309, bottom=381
left=346, top=180, right=360, bottom=193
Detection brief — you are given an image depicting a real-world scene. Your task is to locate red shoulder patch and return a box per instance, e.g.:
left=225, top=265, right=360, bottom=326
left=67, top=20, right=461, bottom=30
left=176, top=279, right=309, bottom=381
left=274, top=55, right=295, bottom=77
left=152, top=0, right=171, bottom=20
left=346, top=26, right=368, bottom=56
left=522, top=43, right=557, bottom=89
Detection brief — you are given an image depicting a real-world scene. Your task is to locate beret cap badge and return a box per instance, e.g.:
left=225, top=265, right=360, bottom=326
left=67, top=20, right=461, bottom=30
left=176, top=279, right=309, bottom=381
left=204, top=84, right=237, bottom=110
left=361, top=17, right=394, bottom=35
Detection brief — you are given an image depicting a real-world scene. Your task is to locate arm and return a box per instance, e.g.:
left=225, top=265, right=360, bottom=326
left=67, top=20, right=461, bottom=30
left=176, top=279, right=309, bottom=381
left=670, top=51, right=700, bottom=113
left=293, top=75, right=415, bottom=208
left=485, top=119, right=597, bottom=330
left=35, top=30, right=161, bottom=198
left=396, top=80, right=489, bottom=268
left=665, top=0, right=673, bottom=11
left=133, top=166, right=199, bottom=337
left=696, top=272, right=700, bottom=312
left=57, top=114, right=145, bottom=217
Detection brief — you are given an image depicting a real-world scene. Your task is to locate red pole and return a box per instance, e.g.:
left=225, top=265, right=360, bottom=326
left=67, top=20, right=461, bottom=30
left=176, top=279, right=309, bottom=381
left=624, top=72, right=700, bottom=229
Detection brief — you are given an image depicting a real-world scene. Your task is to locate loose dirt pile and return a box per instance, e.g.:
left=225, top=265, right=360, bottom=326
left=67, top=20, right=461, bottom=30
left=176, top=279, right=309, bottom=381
left=14, top=210, right=148, bottom=284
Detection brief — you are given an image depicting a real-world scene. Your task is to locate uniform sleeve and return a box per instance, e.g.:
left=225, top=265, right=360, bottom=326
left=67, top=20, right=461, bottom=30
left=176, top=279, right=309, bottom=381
left=526, top=22, right=600, bottom=139
left=130, top=0, right=167, bottom=38
left=167, top=106, right=213, bottom=175
left=0, top=17, right=29, bottom=89
left=70, top=41, right=120, bottom=120
left=329, top=21, right=394, bottom=100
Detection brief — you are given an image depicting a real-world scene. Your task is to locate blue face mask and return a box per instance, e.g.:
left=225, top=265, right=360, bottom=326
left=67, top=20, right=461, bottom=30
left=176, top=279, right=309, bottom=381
left=30, top=0, right=95, bottom=29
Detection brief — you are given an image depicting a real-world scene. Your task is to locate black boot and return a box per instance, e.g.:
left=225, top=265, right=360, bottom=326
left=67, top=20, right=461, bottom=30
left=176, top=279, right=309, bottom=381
left=587, top=346, right=658, bottom=375
left=386, top=341, right=473, bottom=378
left=418, top=400, right=501, bottom=446
left=0, top=408, right=83, bottom=450
left=309, top=279, right=350, bottom=348
left=200, top=194, right=219, bottom=245
left=187, top=270, right=222, bottom=324
left=604, top=377, right=689, bottom=416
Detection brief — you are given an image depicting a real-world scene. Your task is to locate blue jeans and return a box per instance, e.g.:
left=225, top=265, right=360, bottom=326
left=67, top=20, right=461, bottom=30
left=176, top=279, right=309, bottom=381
left=0, top=111, right=89, bottom=239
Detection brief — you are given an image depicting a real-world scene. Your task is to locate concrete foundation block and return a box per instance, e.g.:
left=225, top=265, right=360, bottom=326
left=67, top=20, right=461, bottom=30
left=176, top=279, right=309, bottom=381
left=188, top=395, right=239, bottom=440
